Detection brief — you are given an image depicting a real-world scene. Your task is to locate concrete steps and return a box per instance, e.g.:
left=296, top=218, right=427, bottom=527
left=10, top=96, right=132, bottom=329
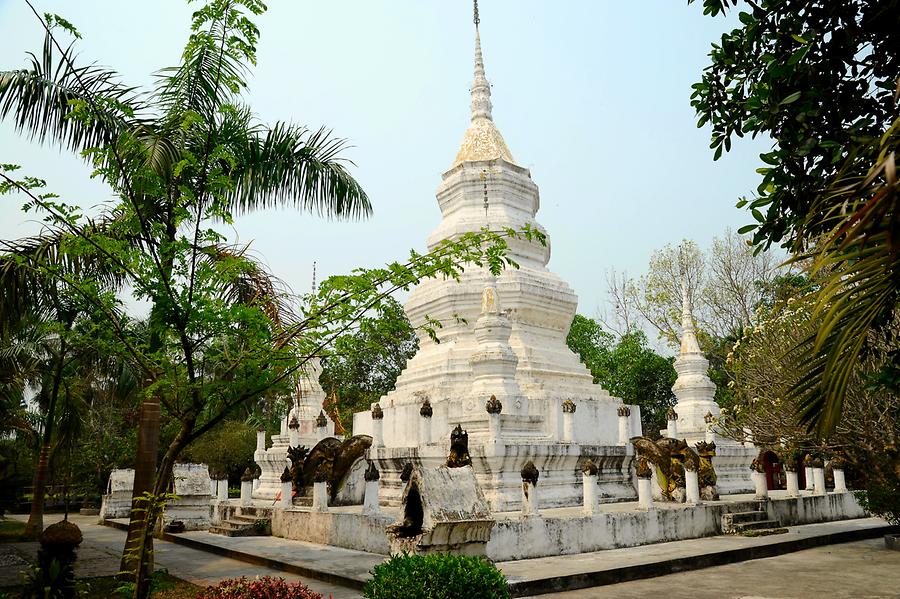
left=722, top=509, right=785, bottom=535
left=209, top=507, right=273, bottom=537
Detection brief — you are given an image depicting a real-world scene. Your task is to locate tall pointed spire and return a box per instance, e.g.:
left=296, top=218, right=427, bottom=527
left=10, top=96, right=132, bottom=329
left=679, top=280, right=702, bottom=355
left=471, top=4, right=493, bottom=122
left=453, top=1, right=514, bottom=167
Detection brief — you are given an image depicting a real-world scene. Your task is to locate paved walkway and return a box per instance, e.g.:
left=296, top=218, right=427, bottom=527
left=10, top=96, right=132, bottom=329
left=532, top=537, right=900, bottom=598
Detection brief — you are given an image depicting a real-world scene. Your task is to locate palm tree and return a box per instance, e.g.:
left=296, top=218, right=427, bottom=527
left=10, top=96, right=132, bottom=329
left=1, top=2, right=370, bottom=594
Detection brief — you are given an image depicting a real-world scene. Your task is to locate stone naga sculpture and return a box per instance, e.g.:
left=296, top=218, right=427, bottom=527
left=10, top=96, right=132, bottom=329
left=695, top=440, right=719, bottom=500
left=286, top=445, right=309, bottom=496
left=630, top=436, right=692, bottom=501
left=447, top=424, right=472, bottom=468
left=299, top=435, right=373, bottom=501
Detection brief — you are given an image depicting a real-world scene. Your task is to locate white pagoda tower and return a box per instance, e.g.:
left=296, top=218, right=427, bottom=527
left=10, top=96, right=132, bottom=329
left=254, top=357, right=335, bottom=500
left=353, top=8, right=640, bottom=511
left=671, top=282, right=755, bottom=494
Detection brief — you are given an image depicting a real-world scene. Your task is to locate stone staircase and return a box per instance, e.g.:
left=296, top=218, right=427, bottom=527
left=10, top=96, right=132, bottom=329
left=209, top=506, right=272, bottom=537
left=722, top=507, right=786, bottom=536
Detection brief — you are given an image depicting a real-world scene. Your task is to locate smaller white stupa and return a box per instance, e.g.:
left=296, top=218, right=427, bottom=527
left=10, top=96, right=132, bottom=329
left=253, top=358, right=335, bottom=500
left=670, top=281, right=755, bottom=494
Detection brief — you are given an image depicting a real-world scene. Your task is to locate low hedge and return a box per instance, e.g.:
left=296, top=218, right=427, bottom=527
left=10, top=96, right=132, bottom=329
left=363, top=552, right=509, bottom=599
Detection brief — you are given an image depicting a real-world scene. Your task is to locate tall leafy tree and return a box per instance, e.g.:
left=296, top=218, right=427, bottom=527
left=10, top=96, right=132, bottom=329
left=689, top=0, right=900, bottom=434
left=0, top=8, right=539, bottom=598
left=566, top=316, right=676, bottom=435
left=320, top=297, right=418, bottom=431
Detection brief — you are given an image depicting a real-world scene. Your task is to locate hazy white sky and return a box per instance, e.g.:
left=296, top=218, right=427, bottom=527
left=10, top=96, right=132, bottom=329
left=0, top=0, right=769, bottom=324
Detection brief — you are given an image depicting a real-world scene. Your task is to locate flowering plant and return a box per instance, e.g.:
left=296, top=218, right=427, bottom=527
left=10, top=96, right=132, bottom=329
left=196, top=576, right=324, bottom=599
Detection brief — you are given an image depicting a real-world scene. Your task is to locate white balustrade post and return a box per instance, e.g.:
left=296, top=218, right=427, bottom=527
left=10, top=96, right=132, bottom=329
left=418, top=399, right=433, bottom=445
left=666, top=408, right=678, bottom=439
left=240, top=468, right=254, bottom=507
left=216, top=479, right=228, bottom=502
left=617, top=406, right=631, bottom=445
left=636, top=457, right=653, bottom=510
left=371, top=403, right=384, bottom=448
left=256, top=427, right=266, bottom=452
left=582, top=460, right=598, bottom=515
left=804, top=463, right=815, bottom=491
left=832, top=465, right=847, bottom=493
left=685, top=469, right=701, bottom=505
left=280, top=467, right=293, bottom=508
left=813, top=461, right=826, bottom=496
left=363, top=461, right=381, bottom=515
left=521, top=461, right=540, bottom=518
left=752, top=469, right=769, bottom=500
left=562, top=400, right=576, bottom=443
left=785, top=469, right=800, bottom=498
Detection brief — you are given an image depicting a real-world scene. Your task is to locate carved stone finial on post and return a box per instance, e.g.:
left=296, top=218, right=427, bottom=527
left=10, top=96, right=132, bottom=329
left=561, top=399, right=576, bottom=443
left=419, top=399, right=433, bottom=418
left=316, top=410, right=327, bottom=428
left=582, top=459, right=598, bottom=476
left=521, top=461, right=539, bottom=486
left=521, top=460, right=540, bottom=517
left=486, top=395, right=502, bottom=441
left=704, top=410, right=716, bottom=442
left=288, top=415, right=300, bottom=429
left=364, top=461, right=380, bottom=482
left=666, top=407, right=678, bottom=421
left=617, top=406, right=631, bottom=418
left=371, top=403, right=384, bottom=420
left=419, top=398, right=433, bottom=445
left=447, top=424, right=472, bottom=468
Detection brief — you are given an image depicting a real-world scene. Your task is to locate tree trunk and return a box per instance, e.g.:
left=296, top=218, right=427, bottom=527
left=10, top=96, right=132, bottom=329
left=23, top=444, right=51, bottom=538
left=24, top=335, right=66, bottom=540
left=130, top=417, right=193, bottom=599
left=118, top=391, right=160, bottom=589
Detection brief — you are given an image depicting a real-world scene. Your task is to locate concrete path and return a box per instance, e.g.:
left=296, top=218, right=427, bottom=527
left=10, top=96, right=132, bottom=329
left=501, top=517, right=892, bottom=596
left=4, top=514, right=363, bottom=599
left=531, top=537, right=900, bottom=598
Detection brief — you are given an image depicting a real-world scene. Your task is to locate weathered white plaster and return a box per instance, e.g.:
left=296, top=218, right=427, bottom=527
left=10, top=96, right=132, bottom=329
left=786, top=470, right=800, bottom=498
left=833, top=468, right=847, bottom=493
left=813, top=467, right=826, bottom=496
left=685, top=470, right=701, bottom=505
left=637, top=478, right=653, bottom=510
left=99, top=468, right=135, bottom=520
left=753, top=471, right=769, bottom=500
left=280, top=481, right=292, bottom=508
left=312, top=481, right=328, bottom=512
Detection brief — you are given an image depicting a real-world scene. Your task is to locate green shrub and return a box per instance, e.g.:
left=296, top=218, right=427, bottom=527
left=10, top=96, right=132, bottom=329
left=363, top=552, right=509, bottom=599
left=855, top=474, right=900, bottom=526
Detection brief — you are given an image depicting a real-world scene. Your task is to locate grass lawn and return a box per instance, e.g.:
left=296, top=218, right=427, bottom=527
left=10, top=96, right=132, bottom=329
left=1, top=572, right=201, bottom=598
left=76, top=572, right=202, bottom=598
left=0, top=519, right=29, bottom=542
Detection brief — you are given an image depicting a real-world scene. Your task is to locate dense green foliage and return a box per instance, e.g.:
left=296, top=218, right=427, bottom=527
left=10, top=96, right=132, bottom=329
left=855, top=478, right=900, bottom=526
left=362, top=553, right=509, bottom=599
left=320, top=297, right=418, bottom=431
left=567, top=315, right=676, bottom=434
left=690, top=0, right=900, bottom=435
left=181, top=420, right=256, bottom=484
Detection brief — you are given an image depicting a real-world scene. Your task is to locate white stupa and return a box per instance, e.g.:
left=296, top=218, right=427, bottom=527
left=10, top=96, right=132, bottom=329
left=254, top=357, right=335, bottom=500
left=670, top=282, right=754, bottom=494
left=353, top=11, right=641, bottom=511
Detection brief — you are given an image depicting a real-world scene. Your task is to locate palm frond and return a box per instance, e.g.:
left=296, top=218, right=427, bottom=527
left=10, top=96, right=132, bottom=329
left=790, top=118, right=900, bottom=436
left=0, top=32, right=143, bottom=154
left=225, top=121, right=371, bottom=219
